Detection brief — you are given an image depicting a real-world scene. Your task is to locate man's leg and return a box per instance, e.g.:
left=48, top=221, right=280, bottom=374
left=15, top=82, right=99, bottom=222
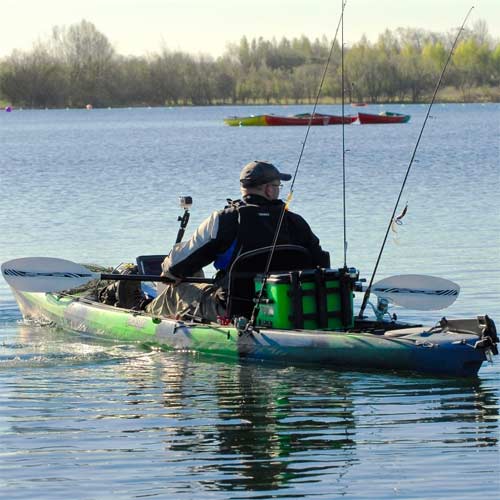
left=146, top=282, right=224, bottom=322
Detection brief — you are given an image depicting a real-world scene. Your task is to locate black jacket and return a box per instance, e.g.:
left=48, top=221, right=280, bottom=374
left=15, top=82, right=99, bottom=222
left=162, top=194, right=329, bottom=278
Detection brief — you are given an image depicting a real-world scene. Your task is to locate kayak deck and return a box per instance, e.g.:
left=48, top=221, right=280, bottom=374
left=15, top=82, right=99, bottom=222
left=12, top=290, right=496, bottom=378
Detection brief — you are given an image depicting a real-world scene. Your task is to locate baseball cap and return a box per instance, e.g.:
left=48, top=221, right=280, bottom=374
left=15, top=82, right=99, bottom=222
left=239, top=161, right=292, bottom=187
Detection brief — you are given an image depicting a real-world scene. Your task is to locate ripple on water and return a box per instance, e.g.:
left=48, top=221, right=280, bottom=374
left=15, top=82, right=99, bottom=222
left=0, top=322, right=151, bottom=369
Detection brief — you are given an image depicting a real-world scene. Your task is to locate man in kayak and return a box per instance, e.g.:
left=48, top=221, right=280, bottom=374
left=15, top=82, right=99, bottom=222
left=146, top=160, right=329, bottom=321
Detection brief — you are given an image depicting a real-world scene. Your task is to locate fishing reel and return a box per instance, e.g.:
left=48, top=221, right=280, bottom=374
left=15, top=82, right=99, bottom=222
left=369, top=297, right=397, bottom=322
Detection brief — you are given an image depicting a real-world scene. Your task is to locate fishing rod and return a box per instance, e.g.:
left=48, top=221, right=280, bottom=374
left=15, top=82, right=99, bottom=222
left=246, top=0, right=347, bottom=331
left=341, top=0, right=347, bottom=268
left=357, top=6, right=475, bottom=319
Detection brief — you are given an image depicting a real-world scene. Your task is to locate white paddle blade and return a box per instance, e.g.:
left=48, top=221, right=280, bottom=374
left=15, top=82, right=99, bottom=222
left=1, top=257, right=98, bottom=292
left=372, top=274, right=460, bottom=310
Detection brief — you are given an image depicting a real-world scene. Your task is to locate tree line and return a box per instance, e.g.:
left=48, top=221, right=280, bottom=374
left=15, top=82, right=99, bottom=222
left=0, top=19, right=498, bottom=108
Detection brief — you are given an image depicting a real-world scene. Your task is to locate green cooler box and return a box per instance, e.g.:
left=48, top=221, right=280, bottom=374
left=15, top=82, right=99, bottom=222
left=254, top=268, right=358, bottom=330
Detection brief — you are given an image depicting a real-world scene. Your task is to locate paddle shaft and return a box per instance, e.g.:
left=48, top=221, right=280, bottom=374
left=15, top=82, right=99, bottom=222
left=100, top=273, right=214, bottom=284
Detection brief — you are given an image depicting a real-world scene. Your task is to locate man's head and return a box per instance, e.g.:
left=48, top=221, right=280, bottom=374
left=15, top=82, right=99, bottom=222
left=239, top=160, right=291, bottom=200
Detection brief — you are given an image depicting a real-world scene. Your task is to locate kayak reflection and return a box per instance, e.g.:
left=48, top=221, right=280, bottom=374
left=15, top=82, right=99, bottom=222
left=150, top=355, right=498, bottom=494
left=213, top=364, right=356, bottom=491
left=157, top=358, right=355, bottom=492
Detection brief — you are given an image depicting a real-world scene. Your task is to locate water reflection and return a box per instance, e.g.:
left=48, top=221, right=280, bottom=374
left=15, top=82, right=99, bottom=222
left=1, top=329, right=498, bottom=499
left=211, top=365, right=356, bottom=492
left=139, top=355, right=498, bottom=496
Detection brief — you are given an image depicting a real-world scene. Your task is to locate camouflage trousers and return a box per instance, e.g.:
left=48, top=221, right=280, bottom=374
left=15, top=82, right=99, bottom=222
left=145, top=282, right=225, bottom=322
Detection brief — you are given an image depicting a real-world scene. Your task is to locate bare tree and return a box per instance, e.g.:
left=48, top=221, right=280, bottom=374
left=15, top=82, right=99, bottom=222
left=51, top=20, right=116, bottom=106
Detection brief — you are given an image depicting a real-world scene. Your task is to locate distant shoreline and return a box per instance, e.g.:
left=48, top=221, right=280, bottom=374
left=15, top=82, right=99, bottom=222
left=2, top=97, right=498, bottom=110
left=2, top=21, right=498, bottom=109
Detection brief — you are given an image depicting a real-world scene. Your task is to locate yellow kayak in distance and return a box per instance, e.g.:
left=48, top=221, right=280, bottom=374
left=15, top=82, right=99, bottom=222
left=223, top=114, right=267, bottom=126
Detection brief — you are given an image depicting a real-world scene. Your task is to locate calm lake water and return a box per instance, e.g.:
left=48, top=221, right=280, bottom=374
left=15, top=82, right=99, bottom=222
left=0, top=104, right=499, bottom=499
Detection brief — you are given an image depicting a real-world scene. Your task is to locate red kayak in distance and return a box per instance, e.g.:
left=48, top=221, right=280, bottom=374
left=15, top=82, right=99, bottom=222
left=294, top=113, right=358, bottom=125
left=358, top=111, right=411, bottom=124
left=265, top=114, right=329, bottom=125
left=265, top=113, right=357, bottom=126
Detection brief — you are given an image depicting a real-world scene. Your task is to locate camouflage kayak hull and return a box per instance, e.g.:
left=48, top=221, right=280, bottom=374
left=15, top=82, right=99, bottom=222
left=13, top=290, right=495, bottom=377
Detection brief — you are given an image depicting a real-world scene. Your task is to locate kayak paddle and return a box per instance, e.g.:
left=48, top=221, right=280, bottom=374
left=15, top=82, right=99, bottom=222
left=370, top=274, right=460, bottom=311
left=1, top=257, right=214, bottom=293
left=2, top=257, right=460, bottom=311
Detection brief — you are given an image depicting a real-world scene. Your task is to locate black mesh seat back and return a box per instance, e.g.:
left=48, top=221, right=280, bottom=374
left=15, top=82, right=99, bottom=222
left=226, top=245, right=313, bottom=318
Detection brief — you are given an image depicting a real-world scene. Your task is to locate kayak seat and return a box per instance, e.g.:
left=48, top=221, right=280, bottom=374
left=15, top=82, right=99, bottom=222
left=136, top=255, right=167, bottom=299
left=136, top=255, right=167, bottom=275
left=226, top=244, right=314, bottom=319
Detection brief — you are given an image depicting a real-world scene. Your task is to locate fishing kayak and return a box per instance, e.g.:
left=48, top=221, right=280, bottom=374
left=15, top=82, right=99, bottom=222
left=11, top=288, right=497, bottom=377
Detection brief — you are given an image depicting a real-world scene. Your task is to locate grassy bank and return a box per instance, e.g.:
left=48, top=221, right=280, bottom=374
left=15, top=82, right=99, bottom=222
left=1, top=86, right=498, bottom=110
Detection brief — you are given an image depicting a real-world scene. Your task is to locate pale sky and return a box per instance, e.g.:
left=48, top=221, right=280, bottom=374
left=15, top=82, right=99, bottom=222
left=1, top=0, right=499, bottom=58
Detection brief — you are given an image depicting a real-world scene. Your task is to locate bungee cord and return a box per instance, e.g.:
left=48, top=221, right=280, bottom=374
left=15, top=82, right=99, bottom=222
left=246, top=0, right=347, bottom=331
left=357, top=6, right=475, bottom=319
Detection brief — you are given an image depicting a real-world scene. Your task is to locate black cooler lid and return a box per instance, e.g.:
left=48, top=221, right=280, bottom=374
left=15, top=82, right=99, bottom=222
left=255, top=268, right=347, bottom=284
